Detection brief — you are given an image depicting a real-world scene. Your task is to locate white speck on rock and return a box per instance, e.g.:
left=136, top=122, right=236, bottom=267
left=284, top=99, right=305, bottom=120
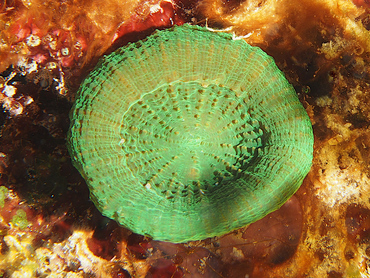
left=4, top=85, right=16, bottom=97
left=26, top=34, right=41, bottom=47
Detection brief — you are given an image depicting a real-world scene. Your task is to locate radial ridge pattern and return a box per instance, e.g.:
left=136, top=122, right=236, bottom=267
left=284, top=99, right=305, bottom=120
left=68, top=24, right=314, bottom=243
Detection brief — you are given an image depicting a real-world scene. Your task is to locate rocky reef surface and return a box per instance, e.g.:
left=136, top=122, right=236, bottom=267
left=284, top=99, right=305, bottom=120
left=0, top=0, right=370, bottom=277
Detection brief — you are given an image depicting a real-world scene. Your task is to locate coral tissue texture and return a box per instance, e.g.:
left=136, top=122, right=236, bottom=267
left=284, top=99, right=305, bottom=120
left=68, top=24, right=314, bottom=243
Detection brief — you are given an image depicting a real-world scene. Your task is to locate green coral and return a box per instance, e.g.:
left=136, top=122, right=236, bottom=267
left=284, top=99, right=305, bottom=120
left=68, top=24, right=314, bottom=243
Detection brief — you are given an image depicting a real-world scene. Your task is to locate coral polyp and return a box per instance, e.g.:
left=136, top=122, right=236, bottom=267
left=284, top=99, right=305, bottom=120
left=68, top=24, right=313, bottom=243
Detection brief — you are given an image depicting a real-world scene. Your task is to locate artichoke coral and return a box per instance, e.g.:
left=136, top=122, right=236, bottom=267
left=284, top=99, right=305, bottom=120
left=68, top=24, right=314, bottom=243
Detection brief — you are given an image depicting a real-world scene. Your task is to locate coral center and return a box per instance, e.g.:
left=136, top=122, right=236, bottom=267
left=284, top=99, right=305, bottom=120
left=119, top=81, right=263, bottom=199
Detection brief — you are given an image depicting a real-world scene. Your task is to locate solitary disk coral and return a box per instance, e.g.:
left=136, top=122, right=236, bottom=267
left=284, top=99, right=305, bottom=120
left=68, top=24, right=314, bottom=243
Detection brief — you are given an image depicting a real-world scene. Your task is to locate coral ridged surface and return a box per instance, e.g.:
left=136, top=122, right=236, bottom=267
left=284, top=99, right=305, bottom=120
left=68, top=24, right=313, bottom=242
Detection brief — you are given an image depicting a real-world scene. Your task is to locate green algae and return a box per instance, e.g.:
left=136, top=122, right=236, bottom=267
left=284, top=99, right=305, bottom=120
left=11, top=209, right=29, bottom=230
left=0, top=186, right=9, bottom=208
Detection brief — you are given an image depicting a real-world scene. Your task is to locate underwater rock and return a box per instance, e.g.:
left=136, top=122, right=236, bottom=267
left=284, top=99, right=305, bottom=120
left=1, top=0, right=370, bottom=276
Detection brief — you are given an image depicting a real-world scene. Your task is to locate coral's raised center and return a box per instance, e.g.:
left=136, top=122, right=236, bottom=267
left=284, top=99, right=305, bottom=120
left=68, top=24, right=314, bottom=243
left=120, top=81, right=263, bottom=198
